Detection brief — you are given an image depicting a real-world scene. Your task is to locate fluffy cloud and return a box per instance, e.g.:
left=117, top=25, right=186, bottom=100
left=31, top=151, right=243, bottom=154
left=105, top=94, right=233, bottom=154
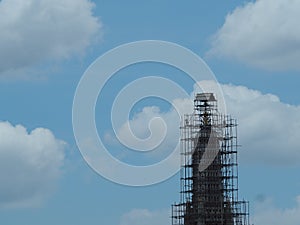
left=221, top=83, right=300, bottom=165
left=116, top=106, right=181, bottom=152
left=106, top=98, right=194, bottom=167
left=120, top=208, right=169, bottom=225
left=208, top=0, right=300, bottom=71
left=253, top=196, right=300, bottom=225
left=0, top=121, right=66, bottom=208
left=110, top=81, right=300, bottom=166
left=0, top=0, right=101, bottom=76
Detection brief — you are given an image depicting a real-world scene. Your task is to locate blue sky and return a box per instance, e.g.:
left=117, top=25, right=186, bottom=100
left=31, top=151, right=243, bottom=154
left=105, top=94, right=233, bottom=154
left=1, top=0, right=300, bottom=225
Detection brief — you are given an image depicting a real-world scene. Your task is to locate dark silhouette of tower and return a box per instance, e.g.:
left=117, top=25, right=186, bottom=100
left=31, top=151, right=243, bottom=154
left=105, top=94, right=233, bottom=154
left=172, top=93, right=250, bottom=225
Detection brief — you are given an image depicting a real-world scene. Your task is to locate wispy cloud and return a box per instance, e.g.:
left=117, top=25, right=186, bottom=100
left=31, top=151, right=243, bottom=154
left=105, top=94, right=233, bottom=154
left=253, top=195, right=300, bottom=225
left=120, top=208, right=169, bottom=225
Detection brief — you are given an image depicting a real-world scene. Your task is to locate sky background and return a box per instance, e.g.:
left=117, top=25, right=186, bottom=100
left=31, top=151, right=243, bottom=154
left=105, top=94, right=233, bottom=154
left=1, top=0, right=300, bottom=225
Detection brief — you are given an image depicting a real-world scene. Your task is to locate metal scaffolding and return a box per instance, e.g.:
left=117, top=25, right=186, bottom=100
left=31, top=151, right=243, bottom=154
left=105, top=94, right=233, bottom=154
left=172, top=93, right=250, bottom=225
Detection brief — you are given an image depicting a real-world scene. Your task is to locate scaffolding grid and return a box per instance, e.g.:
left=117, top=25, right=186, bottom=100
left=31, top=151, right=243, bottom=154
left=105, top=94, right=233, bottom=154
left=172, top=93, right=250, bottom=225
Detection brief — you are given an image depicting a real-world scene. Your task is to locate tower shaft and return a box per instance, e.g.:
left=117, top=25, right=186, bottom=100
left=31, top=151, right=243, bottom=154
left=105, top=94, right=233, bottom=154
left=172, top=93, right=249, bottom=225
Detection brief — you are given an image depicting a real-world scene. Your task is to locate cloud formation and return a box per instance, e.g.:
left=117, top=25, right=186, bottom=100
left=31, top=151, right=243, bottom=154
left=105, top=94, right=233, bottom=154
left=221, top=82, right=300, bottom=165
left=116, top=106, right=180, bottom=152
left=119, top=196, right=300, bottom=225
left=0, top=0, right=101, bottom=75
left=208, top=0, right=300, bottom=71
left=253, top=196, right=300, bottom=225
left=105, top=98, right=194, bottom=167
left=111, top=81, right=300, bottom=166
left=0, top=121, right=66, bottom=208
left=120, top=208, right=169, bottom=225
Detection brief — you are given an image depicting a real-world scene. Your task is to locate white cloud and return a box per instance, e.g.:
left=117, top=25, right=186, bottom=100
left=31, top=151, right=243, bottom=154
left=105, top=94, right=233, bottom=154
left=110, top=81, right=300, bottom=166
left=105, top=98, right=194, bottom=166
left=116, top=106, right=181, bottom=152
left=119, top=196, right=300, bottom=225
left=208, top=0, right=300, bottom=71
left=221, top=83, right=300, bottom=165
left=253, top=195, right=300, bottom=225
left=0, top=0, right=101, bottom=76
left=0, top=121, right=66, bottom=208
left=120, top=208, right=169, bottom=225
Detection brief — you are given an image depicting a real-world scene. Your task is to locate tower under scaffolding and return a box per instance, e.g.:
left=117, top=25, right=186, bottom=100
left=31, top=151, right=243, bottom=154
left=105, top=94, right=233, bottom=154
left=172, top=93, right=250, bottom=225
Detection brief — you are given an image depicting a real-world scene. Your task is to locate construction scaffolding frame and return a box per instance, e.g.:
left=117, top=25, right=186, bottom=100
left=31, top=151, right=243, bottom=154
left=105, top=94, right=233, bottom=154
left=172, top=93, right=250, bottom=225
